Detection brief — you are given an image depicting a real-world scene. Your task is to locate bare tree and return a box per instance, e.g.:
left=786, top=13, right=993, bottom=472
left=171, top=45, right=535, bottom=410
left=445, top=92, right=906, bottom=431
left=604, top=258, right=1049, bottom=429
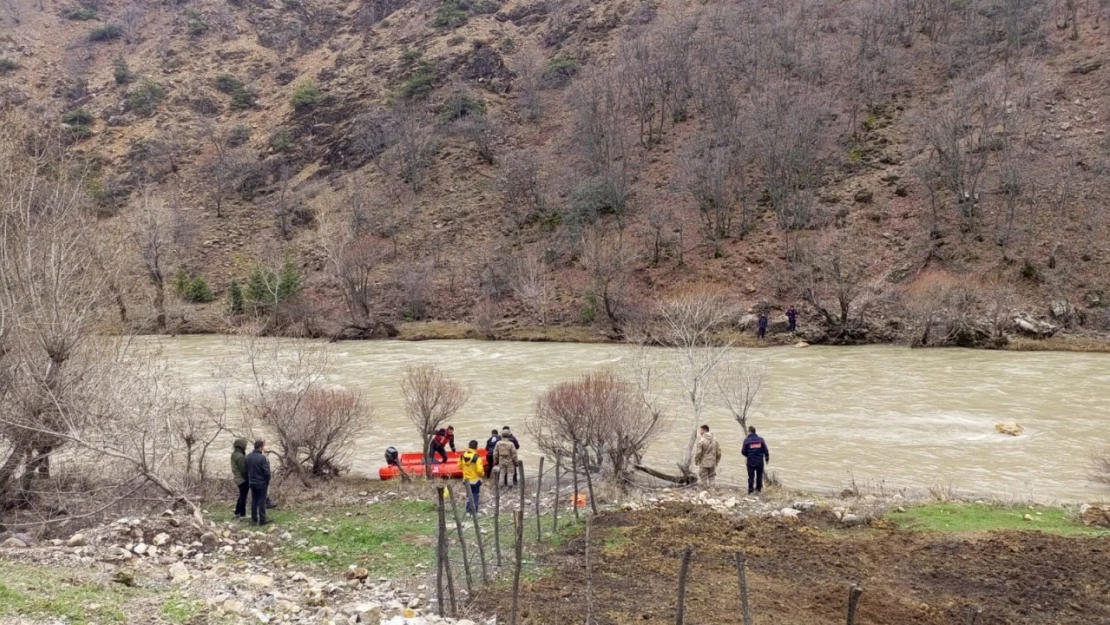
left=580, top=226, right=634, bottom=335
left=682, top=133, right=746, bottom=255
left=120, top=1, right=145, bottom=45
left=799, top=231, right=878, bottom=340
left=530, top=370, right=666, bottom=488
left=714, top=355, right=766, bottom=432
left=129, top=191, right=177, bottom=329
left=388, top=105, right=441, bottom=193
left=401, top=364, right=468, bottom=472
left=325, top=232, right=387, bottom=331
left=512, top=49, right=544, bottom=121
left=200, top=125, right=255, bottom=218
left=509, top=250, right=553, bottom=327
left=500, top=151, right=547, bottom=229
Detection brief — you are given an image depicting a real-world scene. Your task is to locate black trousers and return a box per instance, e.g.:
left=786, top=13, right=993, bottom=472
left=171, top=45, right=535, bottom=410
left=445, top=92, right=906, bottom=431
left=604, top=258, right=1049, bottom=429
left=234, top=482, right=249, bottom=517
left=250, top=484, right=269, bottom=523
left=747, top=465, right=765, bottom=493
left=431, top=445, right=448, bottom=464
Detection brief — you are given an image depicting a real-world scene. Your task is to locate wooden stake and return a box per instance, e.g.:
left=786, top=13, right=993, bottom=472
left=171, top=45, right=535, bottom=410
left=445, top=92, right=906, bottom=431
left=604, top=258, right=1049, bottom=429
left=585, top=513, right=594, bottom=625
left=493, top=473, right=502, bottom=567
left=448, top=487, right=473, bottom=596
left=535, top=456, right=545, bottom=542
left=438, top=487, right=457, bottom=617
left=736, top=552, right=752, bottom=625
left=435, top=486, right=446, bottom=617
left=470, top=502, right=489, bottom=583
left=676, top=546, right=693, bottom=625
left=581, top=447, right=598, bottom=515
left=572, top=446, right=580, bottom=521
left=552, top=455, right=561, bottom=534
left=510, top=509, right=525, bottom=625
left=846, top=584, right=863, bottom=625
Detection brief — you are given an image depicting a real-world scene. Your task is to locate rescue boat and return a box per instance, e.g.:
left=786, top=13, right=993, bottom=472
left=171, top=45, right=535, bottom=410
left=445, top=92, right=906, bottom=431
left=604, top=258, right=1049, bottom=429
left=378, top=449, right=488, bottom=481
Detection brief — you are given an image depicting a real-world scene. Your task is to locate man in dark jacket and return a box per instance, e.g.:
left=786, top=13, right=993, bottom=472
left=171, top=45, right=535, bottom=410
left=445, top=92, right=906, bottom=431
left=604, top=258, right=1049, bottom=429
left=430, top=429, right=450, bottom=464
left=445, top=425, right=457, bottom=453
left=244, top=439, right=272, bottom=525
left=786, top=306, right=798, bottom=333
left=757, top=313, right=769, bottom=340
left=231, top=439, right=249, bottom=519
left=740, top=426, right=770, bottom=494
left=484, top=429, right=500, bottom=478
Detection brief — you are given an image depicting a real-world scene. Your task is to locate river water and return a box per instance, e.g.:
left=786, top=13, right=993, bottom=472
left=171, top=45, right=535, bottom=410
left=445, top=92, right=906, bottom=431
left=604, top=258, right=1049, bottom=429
left=153, top=336, right=1110, bottom=503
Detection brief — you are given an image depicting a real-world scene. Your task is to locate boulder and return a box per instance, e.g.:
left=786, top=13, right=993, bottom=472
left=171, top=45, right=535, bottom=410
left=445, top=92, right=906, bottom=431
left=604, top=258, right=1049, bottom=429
left=153, top=533, right=170, bottom=546
left=994, top=422, right=1024, bottom=436
left=112, top=570, right=137, bottom=586
left=169, top=562, right=191, bottom=583
left=1, top=537, right=28, bottom=548
left=248, top=574, right=274, bottom=588
left=133, top=543, right=149, bottom=555
left=1012, top=313, right=1057, bottom=337
left=792, top=501, right=817, bottom=512
left=840, top=514, right=865, bottom=527
left=345, top=567, right=369, bottom=581
left=223, top=599, right=246, bottom=615
left=1079, top=503, right=1110, bottom=527
left=794, top=341, right=810, bottom=348
left=67, top=533, right=87, bottom=548
left=779, top=508, right=802, bottom=518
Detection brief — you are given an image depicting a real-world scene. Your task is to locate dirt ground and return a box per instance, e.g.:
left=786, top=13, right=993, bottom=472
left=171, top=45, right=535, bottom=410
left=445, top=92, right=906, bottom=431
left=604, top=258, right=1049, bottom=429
left=472, top=502, right=1110, bottom=625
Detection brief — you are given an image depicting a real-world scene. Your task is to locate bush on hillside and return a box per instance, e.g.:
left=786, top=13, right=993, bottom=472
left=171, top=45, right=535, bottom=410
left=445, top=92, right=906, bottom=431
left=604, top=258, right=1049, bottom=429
left=127, top=78, right=166, bottom=116
left=88, top=24, right=123, bottom=42
left=438, top=89, right=486, bottom=123
left=541, top=54, right=578, bottom=89
left=0, top=58, right=19, bottom=74
left=62, top=108, right=94, bottom=126
left=112, top=56, right=135, bottom=85
left=215, top=75, right=257, bottom=110
left=396, top=60, right=436, bottom=100
left=291, top=83, right=321, bottom=112
left=64, top=5, right=97, bottom=20
left=227, top=279, right=245, bottom=315
left=183, top=276, right=214, bottom=303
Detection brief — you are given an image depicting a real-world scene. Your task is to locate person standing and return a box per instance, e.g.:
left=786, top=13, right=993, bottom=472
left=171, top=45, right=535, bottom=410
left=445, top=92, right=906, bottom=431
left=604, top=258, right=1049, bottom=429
left=786, top=306, right=798, bottom=333
left=741, top=426, right=770, bottom=494
left=458, top=440, right=485, bottom=514
left=244, top=439, right=272, bottom=526
left=429, top=429, right=450, bottom=464
left=757, top=312, right=769, bottom=340
left=493, top=430, right=519, bottom=488
left=693, top=425, right=721, bottom=486
left=484, top=429, right=501, bottom=478
left=445, top=425, right=457, bottom=453
left=230, top=438, right=249, bottom=519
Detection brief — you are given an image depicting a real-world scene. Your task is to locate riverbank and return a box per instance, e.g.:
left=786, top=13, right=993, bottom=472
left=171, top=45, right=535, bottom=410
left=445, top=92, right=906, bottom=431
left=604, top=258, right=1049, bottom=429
left=1, top=479, right=1107, bottom=625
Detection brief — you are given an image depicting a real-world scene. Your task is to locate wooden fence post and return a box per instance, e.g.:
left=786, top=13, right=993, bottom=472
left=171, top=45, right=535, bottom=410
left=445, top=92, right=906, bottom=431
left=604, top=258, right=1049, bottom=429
left=438, top=486, right=457, bottom=617
left=676, top=546, right=693, bottom=625
left=448, top=488, right=473, bottom=595
left=846, top=584, right=863, bottom=625
left=510, top=509, right=525, bottom=625
left=494, top=473, right=502, bottom=567
left=435, top=486, right=446, bottom=617
left=585, top=512, right=595, bottom=625
left=572, top=446, right=580, bottom=521
left=736, top=552, right=752, bottom=625
left=553, top=455, right=561, bottom=534
left=470, top=504, right=489, bottom=583
left=535, top=456, right=545, bottom=542
left=580, top=446, right=598, bottom=515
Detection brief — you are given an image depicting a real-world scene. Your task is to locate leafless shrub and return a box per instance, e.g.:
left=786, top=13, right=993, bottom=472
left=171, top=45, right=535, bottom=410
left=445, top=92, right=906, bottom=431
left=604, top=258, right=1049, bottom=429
left=510, top=250, right=553, bottom=326
left=580, top=226, right=634, bottom=334
left=401, top=364, right=468, bottom=469
left=1091, top=449, right=1110, bottom=491
left=119, top=1, right=144, bottom=44
left=455, top=113, right=500, bottom=165
left=129, top=190, right=182, bottom=330
left=388, top=105, right=440, bottom=193
left=500, top=151, right=547, bottom=228
left=798, top=230, right=879, bottom=340
left=714, top=355, right=766, bottom=432
left=396, top=259, right=434, bottom=320
left=511, top=49, right=544, bottom=121
left=530, top=370, right=666, bottom=488
left=682, top=133, right=745, bottom=256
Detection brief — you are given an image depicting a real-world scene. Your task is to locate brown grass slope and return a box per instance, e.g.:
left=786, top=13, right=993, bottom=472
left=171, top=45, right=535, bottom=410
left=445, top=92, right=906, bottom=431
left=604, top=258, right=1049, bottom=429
left=1, top=0, right=1109, bottom=343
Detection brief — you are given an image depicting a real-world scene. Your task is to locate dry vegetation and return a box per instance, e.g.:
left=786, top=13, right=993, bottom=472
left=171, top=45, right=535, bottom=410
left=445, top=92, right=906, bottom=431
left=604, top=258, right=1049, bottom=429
left=0, top=0, right=1107, bottom=347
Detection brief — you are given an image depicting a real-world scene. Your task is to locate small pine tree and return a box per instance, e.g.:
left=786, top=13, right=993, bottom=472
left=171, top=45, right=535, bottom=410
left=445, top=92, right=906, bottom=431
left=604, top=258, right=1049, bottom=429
left=172, top=266, right=190, bottom=297
left=276, top=254, right=301, bottom=302
left=246, top=265, right=271, bottom=310
left=228, top=279, right=245, bottom=315
left=184, top=276, right=214, bottom=303
left=112, top=55, right=134, bottom=85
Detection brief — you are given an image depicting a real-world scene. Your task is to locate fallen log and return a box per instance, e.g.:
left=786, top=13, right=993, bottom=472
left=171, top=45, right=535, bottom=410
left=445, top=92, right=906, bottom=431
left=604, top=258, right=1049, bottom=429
left=634, top=464, right=696, bottom=485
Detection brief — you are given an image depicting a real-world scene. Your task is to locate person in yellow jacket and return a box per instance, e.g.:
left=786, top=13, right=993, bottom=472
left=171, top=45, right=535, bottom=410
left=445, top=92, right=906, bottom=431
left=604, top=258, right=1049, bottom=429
left=458, top=440, right=485, bottom=514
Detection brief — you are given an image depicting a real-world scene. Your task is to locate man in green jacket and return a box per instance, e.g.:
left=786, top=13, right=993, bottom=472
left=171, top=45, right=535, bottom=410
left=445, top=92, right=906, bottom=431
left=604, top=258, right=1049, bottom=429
left=231, top=438, right=249, bottom=519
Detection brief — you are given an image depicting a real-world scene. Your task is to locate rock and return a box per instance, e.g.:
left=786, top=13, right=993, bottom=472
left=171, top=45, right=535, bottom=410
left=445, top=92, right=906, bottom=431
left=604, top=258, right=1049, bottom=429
left=1023, top=514, right=1034, bottom=522
left=457, top=620, right=476, bottom=625
left=407, top=596, right=422, bottom=609
left=200, top=532, right=218, bottom=549
left=1012, top=313, right=1057, bottom=337
left=249, top=574, right=274, bottom=588
left=252, top=609, right=271, bottom=623
left=895, top=506, right=906, bottom=513
left=854, top=188, right=874, bottom=204
left=1071, top=59, right=1103, bottom=74
left=346, top=567, right=369, bottom=581
left=291, top=571, right=308, bottom=582
left=161, top=509, right=175, bottom=517
left=223, top=599, right=246, bottom=615
left=169, top=562, right=191, bottom=583
left=994, top=422, right=1024, bottom=436
left=841, top=514, right=865, bottom=527
left=731, top=515, right=747, bottom=531
left=112, top=570, right=136, bottom=587
left=133, top=543, right=148, bottom=555
left=779, top=508, right=802, bottom=517
left=67, top=533, right=87, bottom=547
left=355, top=603, right=382, bottom=625
left=1, top=537, right=29, bottom=548
left=794, top=341, right=810, bottom=348
left=153, top=533, right=170, bottom=546
left=792, top=501, right=817, bottom=512
left=1079, top=503, right=1110, bottom=527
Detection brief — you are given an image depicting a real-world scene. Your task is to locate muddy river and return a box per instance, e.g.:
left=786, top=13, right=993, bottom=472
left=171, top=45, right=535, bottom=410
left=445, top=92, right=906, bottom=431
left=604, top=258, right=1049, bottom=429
left=154, top=336, right=1110, bottom=503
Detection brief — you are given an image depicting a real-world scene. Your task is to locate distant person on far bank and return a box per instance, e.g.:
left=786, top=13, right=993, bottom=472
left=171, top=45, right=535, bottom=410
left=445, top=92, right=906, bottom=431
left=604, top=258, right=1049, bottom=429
left=787, top=306, right=798, bottom=333
left=484, top=429, right=500, bottom=478
left=693, top=424, right=721, bottom=486
left=230, top=438, right=249, bottom=520
left=741, top=426, right=770, bottom=495
left=757, top=312, right=769, bottom=340
left=245, top=439, right=272, bottom=526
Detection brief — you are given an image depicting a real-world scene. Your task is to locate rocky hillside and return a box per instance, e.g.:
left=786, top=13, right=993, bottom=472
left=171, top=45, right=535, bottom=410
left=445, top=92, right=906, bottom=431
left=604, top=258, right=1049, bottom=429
left=1, top=0, right=1109, bottom=344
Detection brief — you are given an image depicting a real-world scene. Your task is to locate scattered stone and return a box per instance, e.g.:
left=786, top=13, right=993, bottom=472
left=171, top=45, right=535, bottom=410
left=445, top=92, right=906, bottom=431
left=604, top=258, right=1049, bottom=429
left=1023, top=514, right=1034, bottom=522
left=67, top=533, right=87, bottom=548
left=841, top=514, right=865, bottom=527
left=854, top=188, right=874, bottom=204
left=161, top=509, right=175, bottom=517
left=169, top=562, right=191, bottom=583
left=146, top=545, right=159, bottom=557
left=1080, top=504, right=1110, bottom=527
left=248, top=574, right=274, bottom=588
left=346, top=567, right=369, bottom=581
left=994, top=422, right=1024, bottom=436
left=779, top=508, right=802, bottom=518
left=291, top=572, right=308, bottom=582
left=223, top=599, right=246, bottom=615
left=252, top=609, right=271, bottom=623
left=112, top=570, right=136, bottom=587
left=895, top=506, right=906, bottom=513
left=1, top=537, right=28, bottom=548
left=792, top=501, right=817, bottom=512
left=133, top=543, right=149, bottom=555
left=153, top=533, right=170, bottom=546
left=794, top=341, right=810, bottom=348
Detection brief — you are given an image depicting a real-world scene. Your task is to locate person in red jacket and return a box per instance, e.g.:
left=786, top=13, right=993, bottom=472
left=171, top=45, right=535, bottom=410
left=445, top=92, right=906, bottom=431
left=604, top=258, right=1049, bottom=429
left=430, top=429, right=450, bottom=464
left=445, top=425, right=457, bottom=452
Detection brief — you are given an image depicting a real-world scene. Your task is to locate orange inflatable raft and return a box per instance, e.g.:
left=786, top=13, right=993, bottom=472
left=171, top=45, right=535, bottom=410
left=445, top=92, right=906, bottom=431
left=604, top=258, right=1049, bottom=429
left=379, top=449, right=488, bottom=480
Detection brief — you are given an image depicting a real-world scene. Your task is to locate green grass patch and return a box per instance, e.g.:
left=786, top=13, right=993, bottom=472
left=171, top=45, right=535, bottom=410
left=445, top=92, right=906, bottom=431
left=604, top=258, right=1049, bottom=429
left=160, top=595, right=203, bottom=623
left=896, top=502, right=1110, bottom=536
left=0, top=561, right=141, bottom=624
